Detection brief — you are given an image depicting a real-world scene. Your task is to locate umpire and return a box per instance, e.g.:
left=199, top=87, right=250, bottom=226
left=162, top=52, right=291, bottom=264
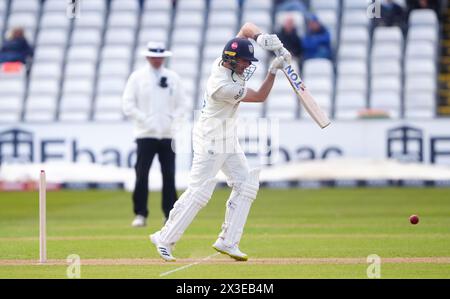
left=122, top=41, right=188, bottom=227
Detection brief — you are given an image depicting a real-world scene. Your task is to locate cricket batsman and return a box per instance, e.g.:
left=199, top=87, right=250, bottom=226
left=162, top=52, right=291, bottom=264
left=150, top=23, right=291, bottom=261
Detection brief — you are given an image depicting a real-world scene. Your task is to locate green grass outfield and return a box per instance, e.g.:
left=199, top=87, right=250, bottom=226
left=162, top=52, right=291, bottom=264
left=1, top=188, right=450, bottom=278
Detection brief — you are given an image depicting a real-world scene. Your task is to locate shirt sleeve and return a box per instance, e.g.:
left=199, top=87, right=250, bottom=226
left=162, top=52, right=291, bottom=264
left=122, top=72, right=146, bottom=123
left=212, top=83, right=248, bottom=104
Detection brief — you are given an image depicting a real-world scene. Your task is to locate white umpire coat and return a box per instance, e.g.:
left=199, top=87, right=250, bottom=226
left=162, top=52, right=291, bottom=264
left=122, top=65, right=189, bottom=139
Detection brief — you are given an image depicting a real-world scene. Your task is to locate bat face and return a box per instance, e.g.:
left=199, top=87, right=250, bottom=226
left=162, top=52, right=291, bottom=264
left=281, top=62, right=331, bottom=129
left=283, top=64, right=306, bottom=92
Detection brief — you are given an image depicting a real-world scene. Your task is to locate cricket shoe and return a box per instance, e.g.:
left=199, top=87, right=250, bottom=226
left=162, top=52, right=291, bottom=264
left=150, top=232, right=176, bottom=262
left=212, top=238, right=248, bottom=261
left=131, top=215, right=146, bottom=227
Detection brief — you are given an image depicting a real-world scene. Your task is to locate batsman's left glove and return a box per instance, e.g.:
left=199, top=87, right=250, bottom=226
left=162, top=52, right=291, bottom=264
left=256, top=34, right=283, bottom=51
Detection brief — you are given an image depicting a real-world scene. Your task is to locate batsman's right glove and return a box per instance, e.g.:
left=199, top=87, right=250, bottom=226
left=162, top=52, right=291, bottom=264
left=277, top=47, right=292, bottom=64
left=268, top=56, right=286, bottom=75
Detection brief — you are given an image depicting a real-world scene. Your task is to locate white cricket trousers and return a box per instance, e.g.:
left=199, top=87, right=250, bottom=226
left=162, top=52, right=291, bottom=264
left=157, top=136, right=255, bottom=246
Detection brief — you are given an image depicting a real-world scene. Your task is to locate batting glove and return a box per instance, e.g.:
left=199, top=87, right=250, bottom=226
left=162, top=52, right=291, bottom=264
left=256, top=34, right=283, bottom=51
left=268, top=56, right=286, bottom=75
left=277, top=47, right=292, bottom=64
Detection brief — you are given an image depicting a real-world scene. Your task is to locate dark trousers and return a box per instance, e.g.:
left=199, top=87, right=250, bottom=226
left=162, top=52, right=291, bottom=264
left=133, top=138, right=177, bottom=219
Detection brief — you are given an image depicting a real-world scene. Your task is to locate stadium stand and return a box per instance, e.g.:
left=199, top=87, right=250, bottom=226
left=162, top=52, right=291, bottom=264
left=0, top=0, right=446, bottom=123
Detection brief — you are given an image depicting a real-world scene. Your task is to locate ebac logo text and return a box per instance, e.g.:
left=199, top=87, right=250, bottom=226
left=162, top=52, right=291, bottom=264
left=0, top=128, right=136, bottom=168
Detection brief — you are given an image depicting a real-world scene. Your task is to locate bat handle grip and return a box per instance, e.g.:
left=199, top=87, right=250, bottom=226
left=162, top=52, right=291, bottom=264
left=273, top=48, right=283, bottom=57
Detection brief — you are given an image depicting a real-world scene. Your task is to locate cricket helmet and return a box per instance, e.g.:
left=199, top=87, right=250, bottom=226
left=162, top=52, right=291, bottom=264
left=222, top=38, right=258, bottom=81
left=222, top=37, right=258, bottom=63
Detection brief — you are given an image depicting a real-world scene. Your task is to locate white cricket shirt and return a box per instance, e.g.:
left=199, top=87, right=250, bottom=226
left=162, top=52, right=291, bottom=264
left=194, top=58, right=248, bottom=141
left=122, top=65, right=188, bottom=139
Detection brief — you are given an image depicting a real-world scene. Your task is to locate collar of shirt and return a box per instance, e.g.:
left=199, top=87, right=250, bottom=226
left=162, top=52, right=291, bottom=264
left=219, top=62, right=244, bottom=85
left=148, top=65, right=166, bottom=79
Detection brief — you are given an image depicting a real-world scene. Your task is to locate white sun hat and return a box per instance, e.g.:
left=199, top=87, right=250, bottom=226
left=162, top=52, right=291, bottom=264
left=141, top=41, right=172, bottom=57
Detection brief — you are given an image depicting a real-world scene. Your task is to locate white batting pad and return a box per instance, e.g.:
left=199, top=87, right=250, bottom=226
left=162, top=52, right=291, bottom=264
left=219, top=169, right=260, bottom=247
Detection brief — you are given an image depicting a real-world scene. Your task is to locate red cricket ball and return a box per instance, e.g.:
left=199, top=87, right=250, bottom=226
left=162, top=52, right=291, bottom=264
left=409, top=215, right=419, bottom=225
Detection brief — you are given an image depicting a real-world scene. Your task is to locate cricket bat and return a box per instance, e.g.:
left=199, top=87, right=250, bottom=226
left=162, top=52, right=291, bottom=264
left=275, top=50, right=331, bottom=129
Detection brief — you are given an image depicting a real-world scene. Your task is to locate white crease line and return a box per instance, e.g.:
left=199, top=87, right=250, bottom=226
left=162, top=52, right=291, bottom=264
left=159, top=253, right=220, bottom=277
